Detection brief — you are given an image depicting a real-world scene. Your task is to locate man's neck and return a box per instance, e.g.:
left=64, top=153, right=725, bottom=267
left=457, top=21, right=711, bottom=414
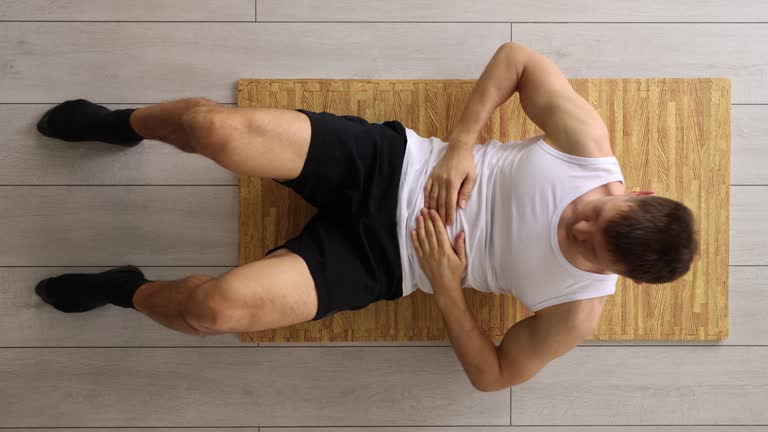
left=560, top=198, right=610, bottom=275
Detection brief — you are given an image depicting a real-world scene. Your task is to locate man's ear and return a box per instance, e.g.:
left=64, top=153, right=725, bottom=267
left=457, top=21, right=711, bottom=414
left=633, top=280, right=644, bottom=286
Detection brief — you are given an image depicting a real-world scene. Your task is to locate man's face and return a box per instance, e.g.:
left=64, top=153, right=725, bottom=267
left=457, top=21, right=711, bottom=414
left=570, top=194, right=637, bottom=273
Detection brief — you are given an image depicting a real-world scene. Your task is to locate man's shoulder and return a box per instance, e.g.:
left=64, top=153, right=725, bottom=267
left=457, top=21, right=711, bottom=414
left=534, top=295, right=609, bottom=334
left=543, top=128, right=614, bottom=159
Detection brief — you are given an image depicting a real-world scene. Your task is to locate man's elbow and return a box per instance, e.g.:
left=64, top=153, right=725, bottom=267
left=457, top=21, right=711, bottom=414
left=472, top=373, right=530, bottom=392
left=499, top=41, right=530, bottom=57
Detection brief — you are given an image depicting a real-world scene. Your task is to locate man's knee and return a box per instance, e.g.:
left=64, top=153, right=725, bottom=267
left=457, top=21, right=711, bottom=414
left=180, top=103, right=238, bottom=156
left=182, top=277, right=245, bottom=334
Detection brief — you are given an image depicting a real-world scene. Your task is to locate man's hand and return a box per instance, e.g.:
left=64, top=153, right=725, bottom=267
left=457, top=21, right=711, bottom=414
left=411, top=207, right=467, bottom=296
left=424, top=147, right=477, bottom=226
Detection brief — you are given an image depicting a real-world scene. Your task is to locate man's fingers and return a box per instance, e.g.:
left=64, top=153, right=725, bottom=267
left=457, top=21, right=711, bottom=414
left=416, top=214, right=430, bottom=254
left=455, top=231, right=466, bottom=263
left=447, top=184, right=459, bottom=225
left=423, top=177, right=432, bottom=208
left=429, top=181, right=439, bottom=210
left=458, top=176, right=476, bottom=208
left=422, top=210, right=439, bottom=252
left=437, top=186, right=447, bottom=223
left=411, top=230, right=423, bottom=257
left=430, top=209, right=451, bottom=248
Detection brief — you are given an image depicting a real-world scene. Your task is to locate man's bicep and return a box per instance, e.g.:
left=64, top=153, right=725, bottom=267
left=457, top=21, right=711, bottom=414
left=497, top=313, right=589, bottom=387
left=516, top=47, right=608, bottom=150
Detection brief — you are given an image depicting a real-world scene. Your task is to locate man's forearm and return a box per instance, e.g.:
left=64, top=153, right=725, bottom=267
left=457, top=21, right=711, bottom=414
left=449, top=42, right=527, bottom=149
left=435, top=285, right=502, bottom=391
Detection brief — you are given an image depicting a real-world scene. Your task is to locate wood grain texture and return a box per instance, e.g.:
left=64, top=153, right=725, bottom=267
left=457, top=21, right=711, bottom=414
left=0, top=0, right=256, bottom=21
left=0, top=22, right=508, bottom=103
left=258, top=266, right=761, bottom=347
left=0, top=186, right=238, bottom=266
left=510, top=346, right=768, bottom=425
left=514, top=24, right=768, bottom=104
left=0, top=347, right=509, bottom=427
left=0, top=267, right=238, bottom=347
left=0, top=105, right=237, bottom=185
left=238, top=78, right=730, bottom=342
left=259, top=0, right=768, bottom=22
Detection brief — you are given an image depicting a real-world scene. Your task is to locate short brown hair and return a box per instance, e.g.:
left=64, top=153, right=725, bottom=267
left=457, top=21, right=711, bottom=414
left=603, top=196, right=698, bottom=284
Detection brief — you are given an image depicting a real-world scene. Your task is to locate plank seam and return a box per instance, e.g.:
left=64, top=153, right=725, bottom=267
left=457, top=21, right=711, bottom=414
left=1, top=424, right=768, bottom=428
left=3, top=20, right=768, bottom=23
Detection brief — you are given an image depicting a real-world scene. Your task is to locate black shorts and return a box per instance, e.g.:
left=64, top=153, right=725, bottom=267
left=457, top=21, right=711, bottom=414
left=265, top=109, right=407, bottom=321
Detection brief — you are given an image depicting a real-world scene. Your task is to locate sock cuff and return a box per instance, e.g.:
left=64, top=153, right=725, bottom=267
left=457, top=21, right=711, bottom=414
left=112, top=108, right=146, bottom=142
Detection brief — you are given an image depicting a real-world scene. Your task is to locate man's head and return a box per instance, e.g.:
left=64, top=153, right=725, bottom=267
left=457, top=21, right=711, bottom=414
left=570, top=193, right=698, bottom=284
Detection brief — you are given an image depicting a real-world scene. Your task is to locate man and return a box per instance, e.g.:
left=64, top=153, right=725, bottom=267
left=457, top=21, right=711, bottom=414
left=34, top=42, right=698, bottom=392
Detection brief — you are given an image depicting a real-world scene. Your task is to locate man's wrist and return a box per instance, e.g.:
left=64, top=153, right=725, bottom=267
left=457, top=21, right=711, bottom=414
left=434, top=287, right=467, bottom=309
left=447, top=131, right=477, bottom=150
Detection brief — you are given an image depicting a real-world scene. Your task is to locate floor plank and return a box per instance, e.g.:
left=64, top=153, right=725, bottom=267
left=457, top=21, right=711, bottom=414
left=0, top=0, right=255, bottom=21
left=0, top=186, right=238, bottom=266
left=0, top=347, right=509, bottom=427
left=7, top=267, right=756, bottom=347
left=7, top=427, right=768, bottom=432
left=4, top=102, right=758, bottom=187
left=8, top=265, right=760, bottom=348
left=513, top=24, right=768, bottom=104
left=11, top=430, right=260, bottom=432
left=9, top=430, right=260, bottom=432
left=259, top=0, right=768, bottom=22
left=731, top=186, right=768, bottom=265
left=511, top=346, right=768, bottom=425
left=0, top=22, right=509, bottom=103
left=732, top=105, right=768, bottom=185
left=268, top=428, right=768, bottom=432
left=0, top=267, right=239, bottom=347
left=0, top=105, right=237, bottom=185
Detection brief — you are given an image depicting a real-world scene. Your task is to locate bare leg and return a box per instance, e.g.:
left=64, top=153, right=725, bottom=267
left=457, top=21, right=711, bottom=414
left=129, top=97, right=311, bottom=180
left=133, top=275, right=214, bottom=335
left=132, top=248, right=318, bottom=335
left=128, top=100, right=318, bottom=333
left=35, top=99, right=320, bottom=333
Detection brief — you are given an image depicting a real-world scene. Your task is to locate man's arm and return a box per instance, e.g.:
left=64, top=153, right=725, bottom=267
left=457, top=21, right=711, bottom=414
left=486, top=310, right=596, bottom=391
left=450, top=42, right=610, bottom=157
left=434, top=287, right=503, bottom=392
left=436, top=285, right=596, bottom=392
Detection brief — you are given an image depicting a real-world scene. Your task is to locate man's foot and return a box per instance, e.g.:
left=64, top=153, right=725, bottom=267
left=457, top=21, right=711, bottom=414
left=35, top=266, right=149, bottom=312
left=36, top=99, right=144, bottom=147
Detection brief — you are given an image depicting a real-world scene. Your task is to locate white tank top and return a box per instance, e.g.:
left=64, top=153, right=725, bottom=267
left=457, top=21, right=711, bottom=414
left=396, top=129, right=625, bottom=312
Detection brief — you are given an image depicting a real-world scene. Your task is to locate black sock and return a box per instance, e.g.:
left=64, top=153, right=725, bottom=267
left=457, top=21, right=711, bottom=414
left=35, top=266, right=150, bottom=313
left=36, top=99, right=145, bottom=147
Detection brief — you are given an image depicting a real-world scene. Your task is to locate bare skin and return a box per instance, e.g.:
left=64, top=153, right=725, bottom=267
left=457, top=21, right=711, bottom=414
left=112, top=43, right=641, bottom=393
left=131, top=46, right=623, bottom=342
left=127, top=96, right=623, bottom=341
left=128, top=98, right=320, bottom=335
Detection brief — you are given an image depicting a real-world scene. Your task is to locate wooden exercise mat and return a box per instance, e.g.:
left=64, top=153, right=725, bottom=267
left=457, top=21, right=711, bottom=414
left=238, top=79, right=730, bottom=342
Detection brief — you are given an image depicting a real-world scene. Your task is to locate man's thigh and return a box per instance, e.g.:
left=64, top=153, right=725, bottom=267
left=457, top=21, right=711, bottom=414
left=202, top=248, right=319, bottom=332
left=205, top=107, right=311, bottom=181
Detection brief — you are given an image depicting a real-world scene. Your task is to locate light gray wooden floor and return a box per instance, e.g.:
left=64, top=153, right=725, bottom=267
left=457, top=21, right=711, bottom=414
left=1, top=0, right=767, bottom=430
